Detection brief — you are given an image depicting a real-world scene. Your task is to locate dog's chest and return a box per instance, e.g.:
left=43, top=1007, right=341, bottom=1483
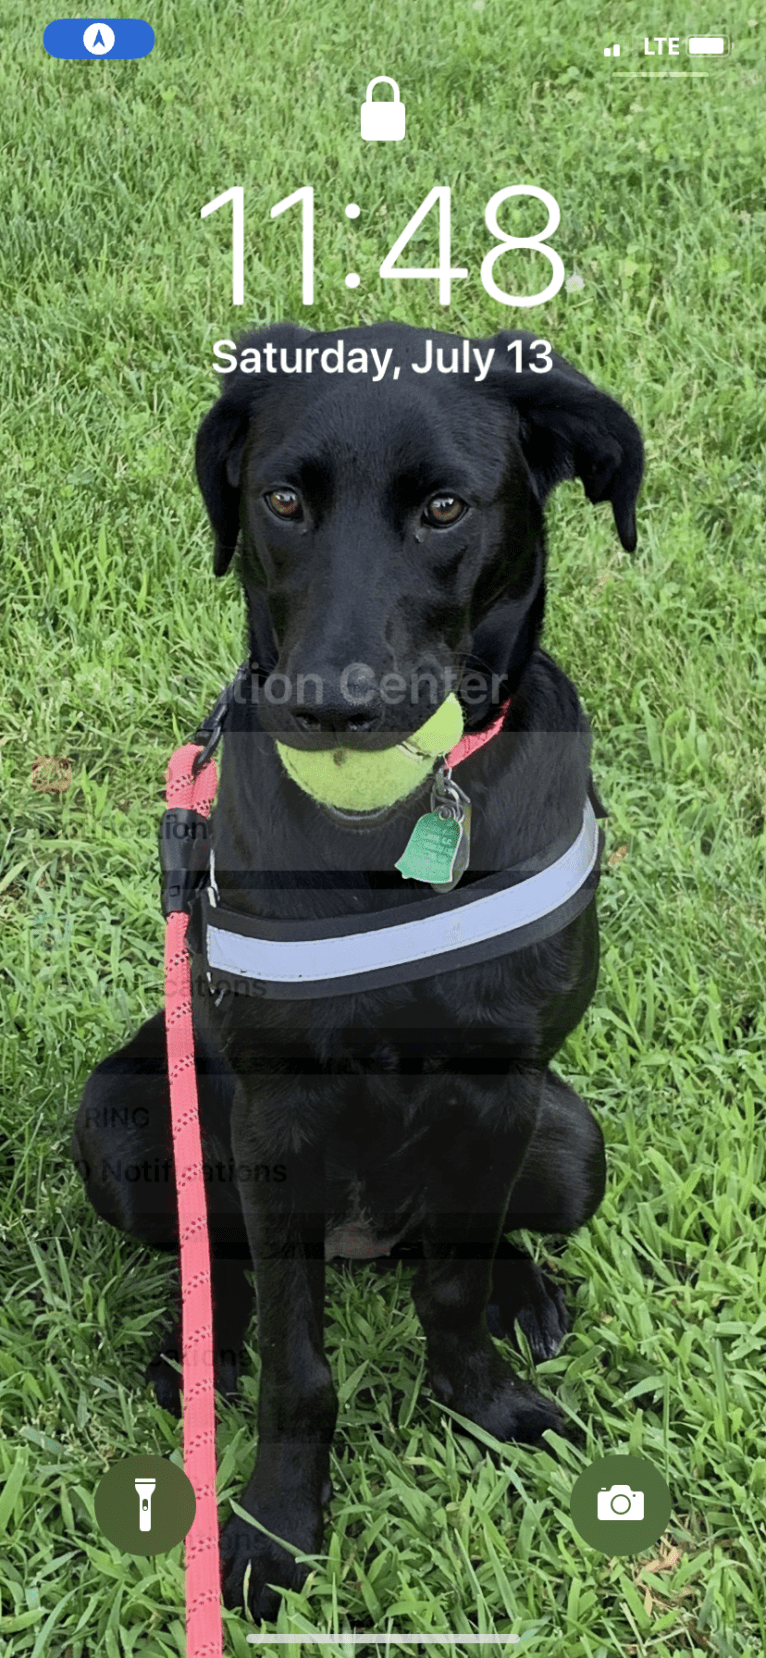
left=324, top=1198, right=410, bottom=1261
left=322, top=1106, right=429, bottom=1260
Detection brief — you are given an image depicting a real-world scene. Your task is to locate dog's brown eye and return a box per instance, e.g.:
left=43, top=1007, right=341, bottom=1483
left=424, top=494, right=466, bottom=527
left=265, top=489, right=302, bottom=519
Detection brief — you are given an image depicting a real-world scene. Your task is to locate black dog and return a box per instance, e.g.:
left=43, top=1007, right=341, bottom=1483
left=73, top=323, right=642, bottom=1619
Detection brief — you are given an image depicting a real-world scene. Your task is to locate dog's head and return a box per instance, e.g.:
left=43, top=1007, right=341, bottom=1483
left=195, top=322, right=643, bottom=745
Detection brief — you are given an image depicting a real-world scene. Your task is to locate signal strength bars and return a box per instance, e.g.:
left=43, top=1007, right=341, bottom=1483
left=604, top=42, right=620, bottom=55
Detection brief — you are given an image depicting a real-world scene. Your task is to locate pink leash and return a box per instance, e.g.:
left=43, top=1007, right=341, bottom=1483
left=159, top=696, right=510, bottom=1654
left=164, top=742, right=223, bottom=1657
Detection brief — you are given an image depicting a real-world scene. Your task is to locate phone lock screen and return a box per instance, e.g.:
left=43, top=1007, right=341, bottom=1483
left=1, top=4, right=764, bottom=1657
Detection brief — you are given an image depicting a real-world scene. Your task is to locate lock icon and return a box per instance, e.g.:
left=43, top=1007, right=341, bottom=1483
left=361, top=77, right=405, bottom=141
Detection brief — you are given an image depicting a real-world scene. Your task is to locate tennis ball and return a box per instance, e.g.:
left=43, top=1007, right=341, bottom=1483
left=275, top=693, right=464, bottom=811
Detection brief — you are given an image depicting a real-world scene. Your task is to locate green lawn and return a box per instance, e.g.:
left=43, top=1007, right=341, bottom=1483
left=1, top=1, right=765, bottom=1654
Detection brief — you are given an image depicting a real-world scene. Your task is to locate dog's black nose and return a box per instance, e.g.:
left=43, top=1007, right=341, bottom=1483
left=271, top=660, right=389, bottom=737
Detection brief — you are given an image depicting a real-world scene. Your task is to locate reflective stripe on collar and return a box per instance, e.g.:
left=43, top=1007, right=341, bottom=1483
left=200, top=797, right=602, bottom=1001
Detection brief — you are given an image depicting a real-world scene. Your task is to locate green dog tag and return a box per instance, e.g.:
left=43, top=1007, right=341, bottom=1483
left=396, top=766, right=472, bottom=891
left=395, top=812, right=462, bottom=886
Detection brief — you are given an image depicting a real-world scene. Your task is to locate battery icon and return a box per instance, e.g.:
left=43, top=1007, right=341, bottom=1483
left=687, top=36, right=729, bottom=55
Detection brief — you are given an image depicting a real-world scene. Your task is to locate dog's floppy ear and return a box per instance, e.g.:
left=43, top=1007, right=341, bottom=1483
left=195, top=324, right=313, bottom=576
left=489, top=332, right=644, bottom=552
left=195, top=399, right=251, bottom=576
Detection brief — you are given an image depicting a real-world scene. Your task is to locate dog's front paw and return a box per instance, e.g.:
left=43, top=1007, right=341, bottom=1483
left=221, top=1502, right=324, bottom=1621
left=431, top=1343, right=565, bottom=1446
left=487, top=1255, right=569, bottom=1360
left=438, top=1371, right=564, bottom=1444
left=483, top=1374, right=566, bottom=1443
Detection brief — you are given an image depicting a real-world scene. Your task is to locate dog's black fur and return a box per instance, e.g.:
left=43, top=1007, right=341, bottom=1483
left=73, top=323, right=643, bottom=1619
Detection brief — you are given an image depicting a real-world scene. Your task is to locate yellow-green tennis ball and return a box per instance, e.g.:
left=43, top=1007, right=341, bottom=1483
left=275, top=693, right=464, bottom=811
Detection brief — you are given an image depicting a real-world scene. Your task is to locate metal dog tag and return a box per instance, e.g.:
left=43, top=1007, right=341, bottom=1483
left=395, top=767, right=471, bottom=892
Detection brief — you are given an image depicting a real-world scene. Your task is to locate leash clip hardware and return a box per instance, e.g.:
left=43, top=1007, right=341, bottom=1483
left=192, top=718, right=224, bottom=778
left=205, top=968, right=227, bottom=1007
left=159, top=806, right=214, bottom=917
left=207, top=846, right=220, bottom=908
left=191, top=658, right=251, bottom=777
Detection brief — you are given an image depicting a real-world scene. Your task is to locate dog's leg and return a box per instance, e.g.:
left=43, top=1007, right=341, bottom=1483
left=412, top=1066, right=565, bottom=1444
left=72, top=1011, right=178, bottom=1245
left=506, top=1068, right=606, bottom=1233
left=220, top=1084, right=338, bottom=1622
left=146, top=1250, right=256, bottom=1414
left=73, top=1011, right=253, bottom=1405
left=488, top=1068, right=606, bottom=1358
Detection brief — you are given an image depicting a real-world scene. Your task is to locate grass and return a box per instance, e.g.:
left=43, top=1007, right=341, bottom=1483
left=1, top=0, right=765, bottom=1653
